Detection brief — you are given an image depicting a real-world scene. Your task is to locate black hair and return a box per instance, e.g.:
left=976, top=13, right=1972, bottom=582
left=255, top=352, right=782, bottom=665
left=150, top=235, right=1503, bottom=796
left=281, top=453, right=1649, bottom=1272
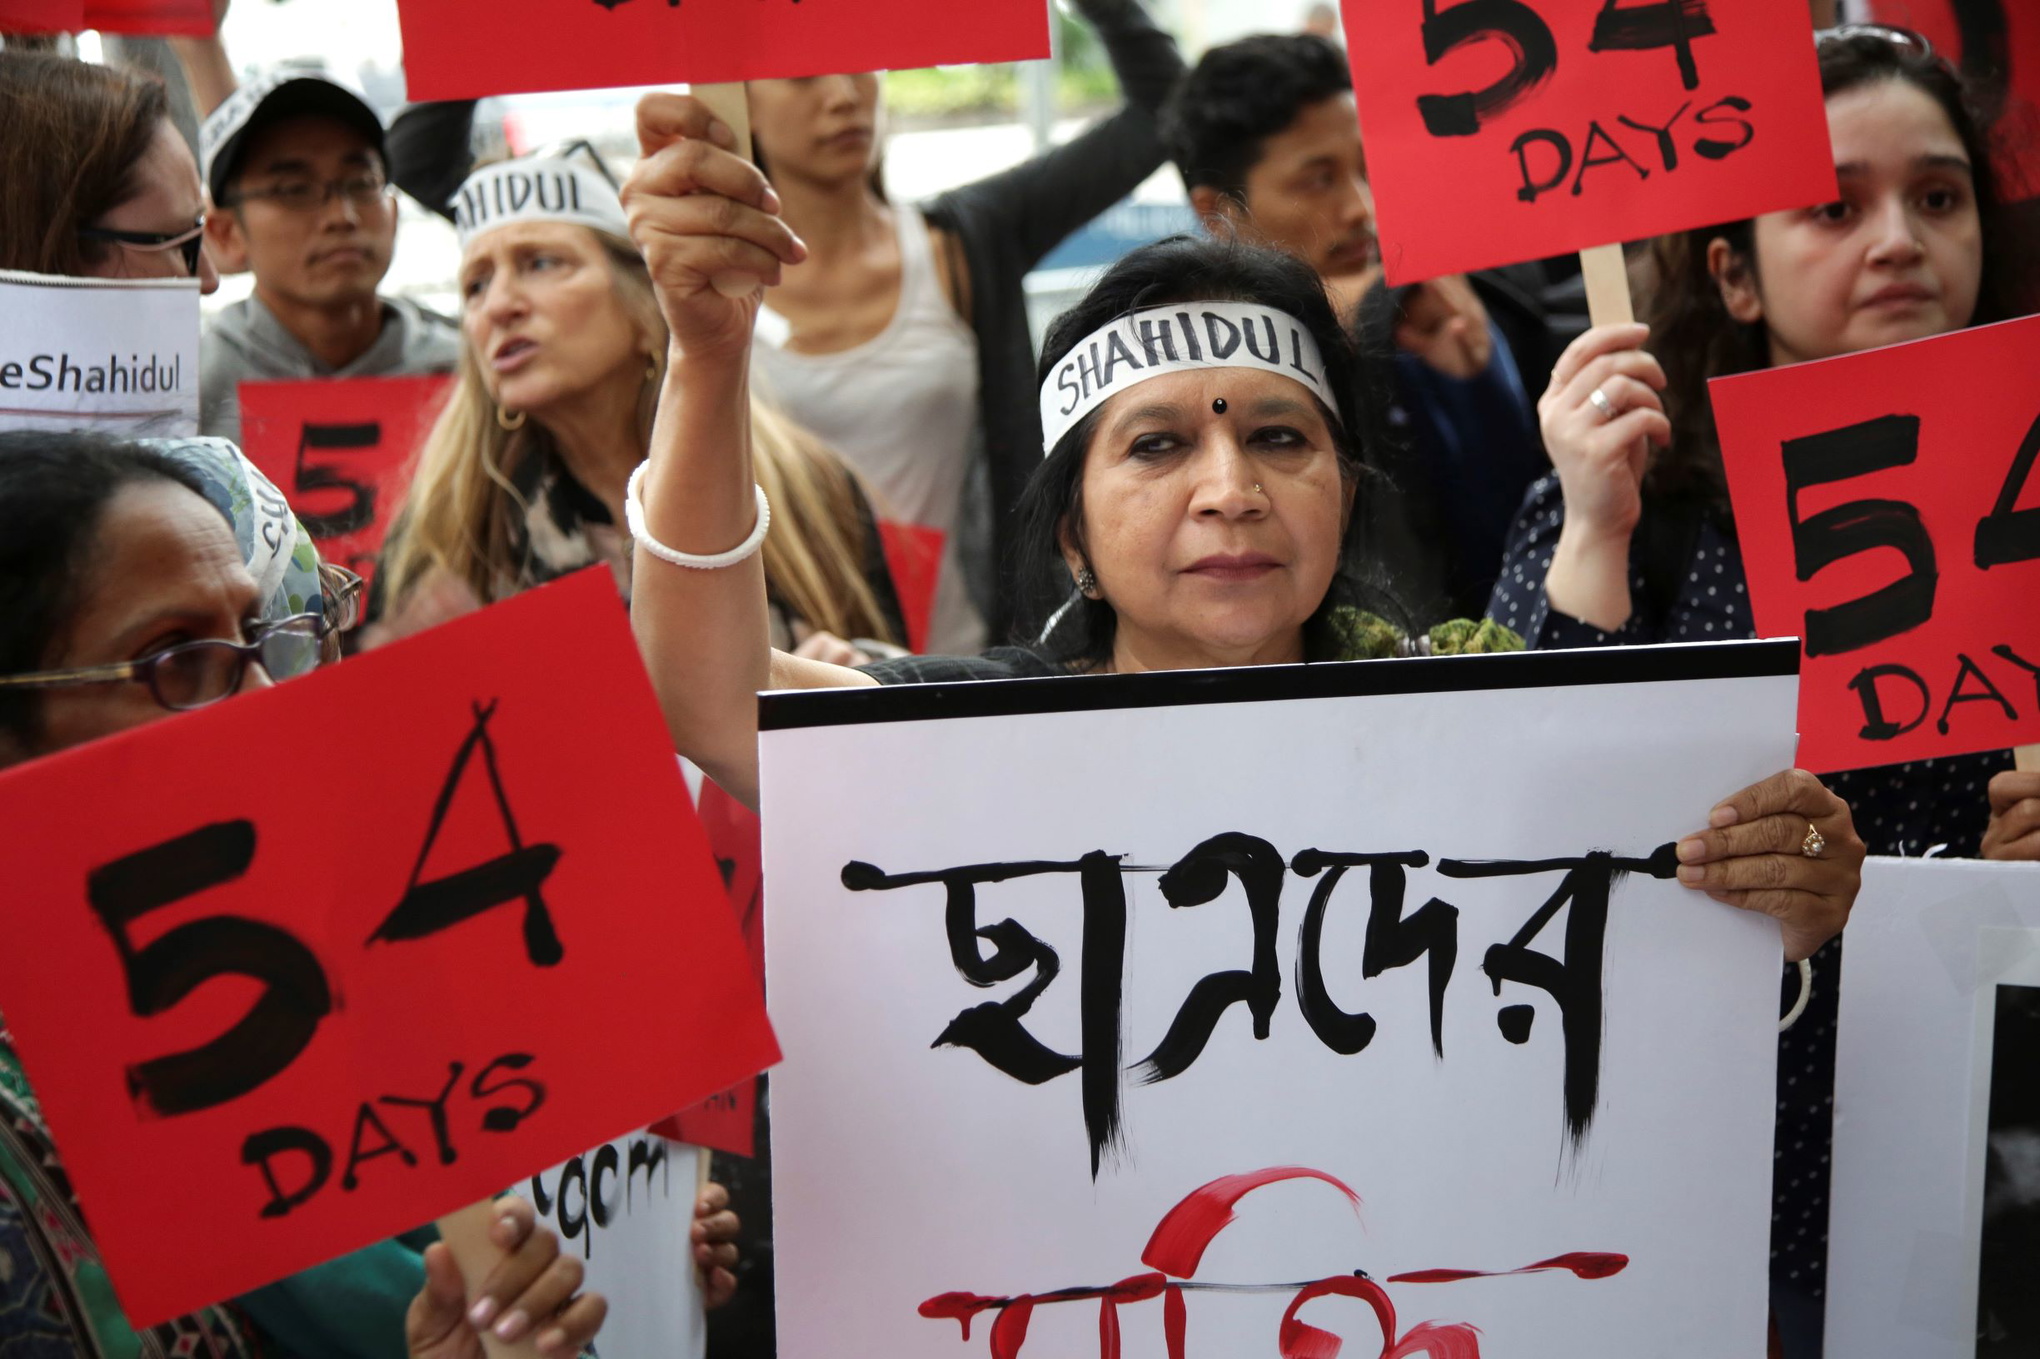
left=1644, top=27, right=2012, bottom=518
left=1014, top=234, right=1399, bottom=670
left=1160, top=33, right=1352, bottom=203
left=0, top=431, right=212, bottom=750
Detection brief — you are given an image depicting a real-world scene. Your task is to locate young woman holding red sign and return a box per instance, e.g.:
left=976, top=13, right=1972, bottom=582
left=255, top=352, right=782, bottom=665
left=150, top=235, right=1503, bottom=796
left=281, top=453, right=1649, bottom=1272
left=1487, top=28, right=2038, bottom=1357
left=1494, top=29, right=2031, bottom=865
left=0, top=433, right=613, bottom=1359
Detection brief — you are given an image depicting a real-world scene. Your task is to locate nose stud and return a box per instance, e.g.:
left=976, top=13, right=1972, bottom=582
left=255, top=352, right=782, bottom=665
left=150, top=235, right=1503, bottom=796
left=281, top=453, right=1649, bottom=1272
left=1252, top=484, right=1263, bottom=495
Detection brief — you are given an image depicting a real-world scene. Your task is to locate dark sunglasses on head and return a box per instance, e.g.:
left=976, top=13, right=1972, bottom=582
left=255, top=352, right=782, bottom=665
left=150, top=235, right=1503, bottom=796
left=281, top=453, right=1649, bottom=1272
left=76, top=215, right=207, bottom=276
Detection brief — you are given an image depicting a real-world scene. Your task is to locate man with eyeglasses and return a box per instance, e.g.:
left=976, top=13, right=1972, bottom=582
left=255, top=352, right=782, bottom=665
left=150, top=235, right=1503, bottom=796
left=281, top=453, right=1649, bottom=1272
left=195, top=72, right=460, bottom=445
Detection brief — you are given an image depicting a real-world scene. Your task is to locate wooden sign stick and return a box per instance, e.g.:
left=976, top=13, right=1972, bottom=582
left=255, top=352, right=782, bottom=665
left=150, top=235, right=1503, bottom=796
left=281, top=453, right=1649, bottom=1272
left=690, top=81, right=762, bottom=301
left=1579, top=242, right=1633, bottom=328
left=2017, top=744, right=2039, bottom=773
left=437, top=1198, right=547, bottom=1359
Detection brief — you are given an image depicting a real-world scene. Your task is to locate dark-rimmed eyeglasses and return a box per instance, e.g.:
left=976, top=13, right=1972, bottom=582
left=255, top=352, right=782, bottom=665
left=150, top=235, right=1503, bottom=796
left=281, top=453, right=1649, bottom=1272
left=76, top=216, right=206, bottom=276
left=0, top=612, right=335, bottom=714
left=225, top=171, right=392, bottom=214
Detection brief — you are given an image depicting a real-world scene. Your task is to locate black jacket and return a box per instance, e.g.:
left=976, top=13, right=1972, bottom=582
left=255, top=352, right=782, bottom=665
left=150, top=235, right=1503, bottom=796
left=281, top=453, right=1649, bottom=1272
left=920, top=0, right=1184, bottom=636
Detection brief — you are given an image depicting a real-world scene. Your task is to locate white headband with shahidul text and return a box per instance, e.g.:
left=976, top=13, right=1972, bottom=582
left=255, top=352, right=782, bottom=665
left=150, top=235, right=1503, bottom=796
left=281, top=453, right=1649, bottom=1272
left=1038, top=301, right=1335, bottom=454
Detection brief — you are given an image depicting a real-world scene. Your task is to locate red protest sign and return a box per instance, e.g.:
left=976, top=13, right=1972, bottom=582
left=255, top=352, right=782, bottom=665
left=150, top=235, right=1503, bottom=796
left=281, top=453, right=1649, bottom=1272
left=239, top=376, right=451, bottom=599
left=0, top=568, right=778, bottom=1326
left=654, top=781, right=763, bottom=1157
left=0, top=0, right=213, bottom=32
left=397, top=0, right=1050, bottom=103
left=877, top=520, right=944, bottom=655
left=79, top=0, right=213, bottom=34
left=0, top=0, right=82, bottom=30
left=1344, top=0, right=1838, bottom=284
left=1710, top=315, right=2040, bottom=772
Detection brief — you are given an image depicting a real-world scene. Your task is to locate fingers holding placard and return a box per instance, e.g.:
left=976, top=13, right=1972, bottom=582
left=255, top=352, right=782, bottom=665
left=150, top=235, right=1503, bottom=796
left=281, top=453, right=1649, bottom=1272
left=623, top=93, right=807, bottom=356
left=1539, top=324, right=1669, bottom=541
left=1675, top=768, right=1865, bottom=961
left=1982, top=770, right=2040, bottom=860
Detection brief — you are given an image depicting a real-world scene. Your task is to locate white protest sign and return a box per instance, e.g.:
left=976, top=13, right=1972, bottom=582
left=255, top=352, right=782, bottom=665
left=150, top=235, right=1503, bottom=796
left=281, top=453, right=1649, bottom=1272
left=528, top=1131, right=707, bottom=1359
left=1826, top=857, right=2040, bottom=1357
left=0, top=269, right=200, bottom=437
left=760, top=641, right=1799, bottom=1358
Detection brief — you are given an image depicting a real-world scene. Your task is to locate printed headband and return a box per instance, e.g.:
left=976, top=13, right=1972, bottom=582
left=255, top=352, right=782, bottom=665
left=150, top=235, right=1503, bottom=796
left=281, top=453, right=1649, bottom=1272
left=1039, top=302, right=1335, bottom=454
left=453, top=150, right=629, bottom=249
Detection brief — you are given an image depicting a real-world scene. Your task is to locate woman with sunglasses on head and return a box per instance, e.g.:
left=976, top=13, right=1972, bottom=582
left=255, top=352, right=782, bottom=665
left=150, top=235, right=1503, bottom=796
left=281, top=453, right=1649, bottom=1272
left=0, top=430, right=610, bottom=1359
left=1486, top=28, right=2040, bottom=1356
left=372, top=145, right=907, bottom=675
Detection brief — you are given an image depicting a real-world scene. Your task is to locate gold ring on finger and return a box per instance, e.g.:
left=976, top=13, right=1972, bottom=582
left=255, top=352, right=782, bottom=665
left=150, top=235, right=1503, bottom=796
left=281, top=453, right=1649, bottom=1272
left=1801, top=822, right=1826, bottom=859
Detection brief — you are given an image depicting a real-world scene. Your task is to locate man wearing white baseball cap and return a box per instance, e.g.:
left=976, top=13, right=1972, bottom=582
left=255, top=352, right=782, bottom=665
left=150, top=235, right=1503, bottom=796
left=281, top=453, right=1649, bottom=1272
left=196, top=70, right=459, bottom=444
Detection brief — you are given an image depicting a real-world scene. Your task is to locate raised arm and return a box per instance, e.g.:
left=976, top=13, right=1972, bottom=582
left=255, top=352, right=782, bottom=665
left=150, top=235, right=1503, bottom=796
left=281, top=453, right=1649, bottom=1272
left=925, top=0, right=1183, bottom=271
left=622, top=93, right=874, bottom=809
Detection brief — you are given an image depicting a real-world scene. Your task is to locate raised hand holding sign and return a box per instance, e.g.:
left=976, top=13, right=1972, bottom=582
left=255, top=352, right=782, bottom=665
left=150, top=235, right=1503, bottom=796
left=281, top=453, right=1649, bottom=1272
left=1344, top=0, right=1838, bottom=284
left=0, top=568, right=778, bottom=1326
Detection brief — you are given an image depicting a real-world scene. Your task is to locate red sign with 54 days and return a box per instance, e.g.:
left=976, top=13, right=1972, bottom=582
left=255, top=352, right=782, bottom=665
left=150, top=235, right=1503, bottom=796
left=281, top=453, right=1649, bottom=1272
left=0, top=568, right=778, bottom=1324
left=1344, top=0, right=1839, bottom=283
left=1712, top=315, right=2040, bottom=772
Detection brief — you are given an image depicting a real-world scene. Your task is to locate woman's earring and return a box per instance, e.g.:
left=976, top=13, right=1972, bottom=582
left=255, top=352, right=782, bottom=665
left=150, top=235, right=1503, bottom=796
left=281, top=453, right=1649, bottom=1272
left=496, top=405, right=526, bottom=431
left=1075, top=567, right=1099, bottom=598
left=645, top=355, right=659, bottom=383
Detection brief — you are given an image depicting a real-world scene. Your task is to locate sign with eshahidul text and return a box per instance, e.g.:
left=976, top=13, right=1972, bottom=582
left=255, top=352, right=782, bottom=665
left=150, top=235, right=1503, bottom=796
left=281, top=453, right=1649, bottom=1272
left=0, top=269, right=199, bottom=437
left=761, top=640, right=1799, bottom=1358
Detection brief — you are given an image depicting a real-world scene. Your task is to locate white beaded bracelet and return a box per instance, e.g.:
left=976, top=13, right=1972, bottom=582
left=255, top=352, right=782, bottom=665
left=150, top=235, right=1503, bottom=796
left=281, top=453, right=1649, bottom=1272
left=624, top=463, right=771, bottom=570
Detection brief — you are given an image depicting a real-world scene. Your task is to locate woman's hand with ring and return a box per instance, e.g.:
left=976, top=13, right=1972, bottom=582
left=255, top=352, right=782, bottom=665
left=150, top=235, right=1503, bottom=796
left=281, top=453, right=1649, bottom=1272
left=1674, top=768, right=1865, bottom=961
left=1537, top=322, right=1670, bottom=544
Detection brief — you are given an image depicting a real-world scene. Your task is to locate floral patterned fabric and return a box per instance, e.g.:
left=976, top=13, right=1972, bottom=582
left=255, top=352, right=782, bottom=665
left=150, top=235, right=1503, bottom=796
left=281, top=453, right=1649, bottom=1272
left=0, top=1020, right=262, bottom=1359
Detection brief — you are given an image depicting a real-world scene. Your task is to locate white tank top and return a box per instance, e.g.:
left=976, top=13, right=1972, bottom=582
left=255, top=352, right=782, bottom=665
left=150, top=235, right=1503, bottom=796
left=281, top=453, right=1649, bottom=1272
left=753, top=203, right=986, bottom=655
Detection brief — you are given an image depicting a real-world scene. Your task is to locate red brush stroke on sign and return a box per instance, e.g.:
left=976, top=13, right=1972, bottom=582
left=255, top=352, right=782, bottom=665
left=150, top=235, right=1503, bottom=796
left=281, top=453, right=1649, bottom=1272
left=1343, top=0, right=1838, bottom=282
left=1711, top=314, right=2040, bottom=771
left=396, top=0, right=1050, bottom=104
left=0, top=569, right=777, bottom=1325
left=1142, top=1165, right=1361, bottom=1278
left=923, top=1166, right=1626, bottom=1359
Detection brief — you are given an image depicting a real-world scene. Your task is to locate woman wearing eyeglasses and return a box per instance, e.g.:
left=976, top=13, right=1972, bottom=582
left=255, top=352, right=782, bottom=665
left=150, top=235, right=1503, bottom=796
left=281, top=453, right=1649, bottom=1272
left=0, top=429, right=614, bottom=1359
left=0, top=49, right=216, bottom=290
left=1484, top=28, right=2040, bottom=1356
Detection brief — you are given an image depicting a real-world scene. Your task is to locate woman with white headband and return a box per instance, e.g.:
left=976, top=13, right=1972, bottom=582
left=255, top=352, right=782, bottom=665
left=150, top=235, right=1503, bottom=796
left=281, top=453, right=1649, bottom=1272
left=373, top=147, right=905, bottom=666
left=621, top=93, right=1866, bottom=961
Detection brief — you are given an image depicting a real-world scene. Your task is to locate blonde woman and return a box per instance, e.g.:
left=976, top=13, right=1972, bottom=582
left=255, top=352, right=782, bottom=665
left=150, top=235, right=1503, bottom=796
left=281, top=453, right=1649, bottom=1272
left=371, top=147, right=903, bottom=662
